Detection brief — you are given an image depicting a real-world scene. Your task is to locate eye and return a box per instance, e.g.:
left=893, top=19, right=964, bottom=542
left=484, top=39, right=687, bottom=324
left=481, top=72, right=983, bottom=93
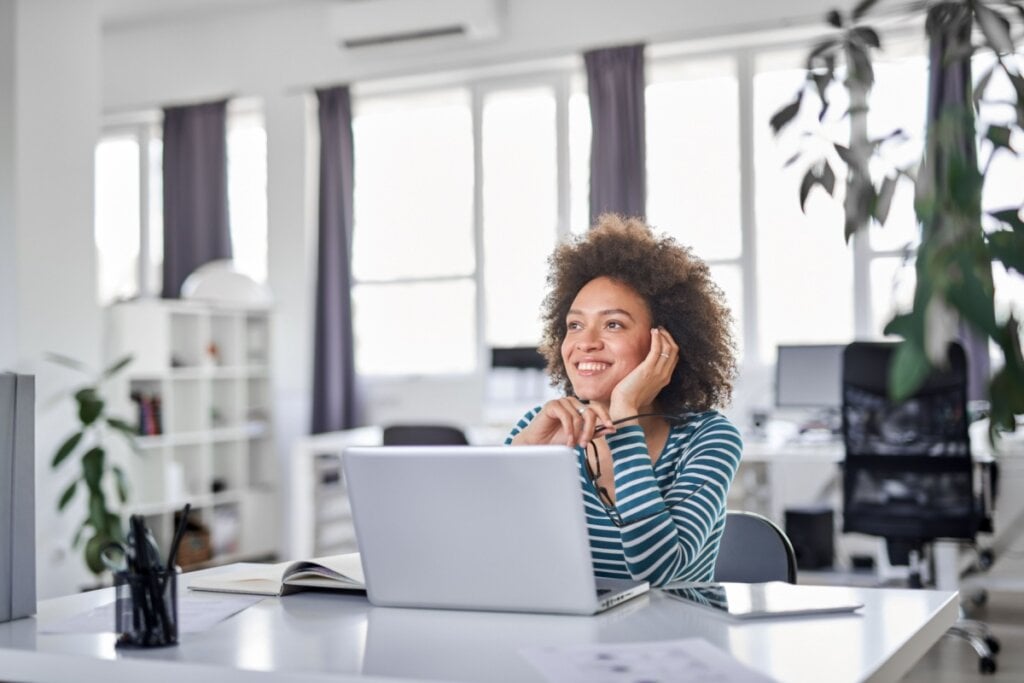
left=566, top=320, right=582, bottom=331
left=606, top=320, right=624, bottom=330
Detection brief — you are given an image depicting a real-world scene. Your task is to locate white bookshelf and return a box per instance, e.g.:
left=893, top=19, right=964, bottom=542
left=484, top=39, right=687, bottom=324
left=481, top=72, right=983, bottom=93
left=105, top=299, right=277, bottom=568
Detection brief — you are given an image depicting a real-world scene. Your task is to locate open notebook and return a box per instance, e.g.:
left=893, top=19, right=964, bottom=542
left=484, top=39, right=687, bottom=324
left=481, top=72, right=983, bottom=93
left=187, top=552, right=365, bottom=596
left=661, top=581, right=863, bottom=619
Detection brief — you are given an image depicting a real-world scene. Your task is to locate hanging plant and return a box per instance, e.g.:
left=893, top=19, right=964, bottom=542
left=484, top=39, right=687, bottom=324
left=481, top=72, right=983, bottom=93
left=770, top=0, right=1024, bottom=438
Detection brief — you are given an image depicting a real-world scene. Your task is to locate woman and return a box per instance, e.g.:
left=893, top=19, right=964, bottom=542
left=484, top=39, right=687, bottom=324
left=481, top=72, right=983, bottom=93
left=507, top=214, right=741, bottom=587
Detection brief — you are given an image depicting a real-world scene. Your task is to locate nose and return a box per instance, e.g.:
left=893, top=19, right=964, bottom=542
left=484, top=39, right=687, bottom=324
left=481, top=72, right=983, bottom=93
left=575, top=329, right=602, bottom=351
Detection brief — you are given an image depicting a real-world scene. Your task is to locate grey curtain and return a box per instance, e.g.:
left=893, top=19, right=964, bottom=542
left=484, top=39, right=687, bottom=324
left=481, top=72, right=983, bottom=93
left=584, top=43, right=647, bottom=225
left=922, top=5, right=990, bottom=401
left=161, top=100, right=231, bottom=298
left=312, top=86, right=359, bottom=434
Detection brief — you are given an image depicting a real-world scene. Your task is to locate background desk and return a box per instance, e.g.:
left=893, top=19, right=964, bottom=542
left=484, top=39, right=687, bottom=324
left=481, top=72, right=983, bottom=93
left=0, top=572, right=957, bottom=683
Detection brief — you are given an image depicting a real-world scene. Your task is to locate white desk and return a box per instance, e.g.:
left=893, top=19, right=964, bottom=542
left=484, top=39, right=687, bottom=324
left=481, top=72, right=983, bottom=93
left=0, top=573, right=957, bottom=683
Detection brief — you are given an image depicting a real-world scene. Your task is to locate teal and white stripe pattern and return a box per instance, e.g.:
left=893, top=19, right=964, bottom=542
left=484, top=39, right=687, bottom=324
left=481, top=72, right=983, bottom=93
left=506, top=408, right=742, bottom=587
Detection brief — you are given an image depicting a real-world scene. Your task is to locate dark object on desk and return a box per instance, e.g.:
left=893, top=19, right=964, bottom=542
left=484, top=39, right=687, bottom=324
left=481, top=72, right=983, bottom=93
left=841, top=341, right=998, bottom=673
left=110, top=512, right=189, bottom=648
left=382, top=424, right=468, bottom=446
left=785, top=506, right=834, bottom=570
left=0, top=374, right=35, bottom=624
left=715, top=511, right=797, bottom=584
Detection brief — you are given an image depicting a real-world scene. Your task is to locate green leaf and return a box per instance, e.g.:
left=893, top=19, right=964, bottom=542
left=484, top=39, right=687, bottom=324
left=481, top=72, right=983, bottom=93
left=112, top=465, right=129, bottom=504
left=986, top=124, right=1014, bottom=152
left=889, top=340, right=932, bottom=402
left=989, top=231, right=1024, bottom=273
left=45, top=353, right=90, bottom=373
left=852, top=0, right=878, bottom=20
left=58, top=481, right=78, bottom=511
left=770, top=97, right=802, bottom=135
left=989, top=207, right=1024, bottom=233
left=851, top=26, right=881, bottom=49
left=71, top=519, right=88, bottom=549
left=84, top=533, right=110, bottom=576
left=107, top=417, right=139, bottom=437
left=826, top=9, right=843, bottom=28
left=973, top=62, right=996, bottom=110
left=82, top=447, right=105, bottom=489
left=834, top=143, right=855, bottom=165
left=100, top=354, right=133, bottom=380
left=975, top=3, right=1014, bottom=55
left=799, top=168, right=818, bottom=212
left=820, top=161, right=836, bottom=195
left=783, top=151, right=802, bottom=167
left=806, top=38, right=839, bottom=67
left=873, top=174, right=898, bottom=225
left=75, top=388, right=104, bottom=426
left=51, top=431, right=83, bottom=468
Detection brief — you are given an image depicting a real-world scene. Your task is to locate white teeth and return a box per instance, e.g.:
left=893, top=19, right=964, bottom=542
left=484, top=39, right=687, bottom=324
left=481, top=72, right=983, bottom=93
left=578, top=362, right=608, bottom=371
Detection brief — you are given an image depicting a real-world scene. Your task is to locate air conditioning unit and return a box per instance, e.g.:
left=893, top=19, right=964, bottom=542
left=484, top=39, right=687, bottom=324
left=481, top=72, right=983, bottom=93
left=329, top=0, right=503, bottom=50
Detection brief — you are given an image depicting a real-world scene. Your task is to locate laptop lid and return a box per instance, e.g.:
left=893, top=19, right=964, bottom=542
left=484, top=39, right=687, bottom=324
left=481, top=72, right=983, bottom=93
left=343, top=445, right=647, bottom=615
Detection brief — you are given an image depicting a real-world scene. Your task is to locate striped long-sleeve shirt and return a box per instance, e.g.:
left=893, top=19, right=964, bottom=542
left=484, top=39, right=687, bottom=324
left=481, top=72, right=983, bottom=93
left=506, top=408, right=742, bottom=587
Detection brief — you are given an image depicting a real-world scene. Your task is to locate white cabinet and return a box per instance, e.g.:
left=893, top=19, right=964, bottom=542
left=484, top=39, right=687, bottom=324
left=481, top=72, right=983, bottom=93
left=105, top=299, right=278, bottom=568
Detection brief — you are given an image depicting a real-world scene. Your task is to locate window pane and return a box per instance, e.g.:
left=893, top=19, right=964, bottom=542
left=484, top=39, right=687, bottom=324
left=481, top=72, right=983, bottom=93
left=482, top=86, right=558, bottom=347
left=353, top=89, right=474, bottom=280
left=569, top=88, right=591, bottom=234
left=95, top=136, right=141, bottom=304
left=865, top=55, right=928, bottom=252
left=228, top=111, right=268, bottom=283
left=353, top=280, right=477, bottom=375
left=647, top=57, right=741, bottom=259
left=709, top=263, right=744, bottom=362
left=977, top=54, right=1024, bottom=219
left=754, top=53, right=854, bottom=360
left=147, top=135, right=163, bottom=297
left=870, top=256, right=916, bottom=338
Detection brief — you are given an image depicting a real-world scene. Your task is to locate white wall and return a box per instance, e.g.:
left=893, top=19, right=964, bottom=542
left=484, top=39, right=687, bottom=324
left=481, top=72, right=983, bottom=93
left=2, top=0, right=102, bottom=598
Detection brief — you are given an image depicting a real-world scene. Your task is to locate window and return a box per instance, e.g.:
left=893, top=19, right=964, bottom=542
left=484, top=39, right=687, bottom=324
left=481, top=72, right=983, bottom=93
left=94, top=105, right=267, bottom=305
left=352, top=75, right=588, bottom=375
left=94, top=122, right=161, bottom=305
left=352, top=88, right=476, bottom=375
left=646, top=55, right=745, bottom=358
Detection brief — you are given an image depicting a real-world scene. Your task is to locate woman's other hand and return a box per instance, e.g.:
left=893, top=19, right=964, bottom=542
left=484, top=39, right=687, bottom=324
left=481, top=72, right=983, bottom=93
left=610, top=327, right=679, bottom=420
left=511, top=397, right=616, bottom=448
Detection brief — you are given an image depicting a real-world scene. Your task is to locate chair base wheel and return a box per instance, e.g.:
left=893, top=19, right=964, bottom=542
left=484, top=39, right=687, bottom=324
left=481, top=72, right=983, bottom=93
left=979, top=656, right=997, bottom=674
left=984, top=636, right=1000, bottom=655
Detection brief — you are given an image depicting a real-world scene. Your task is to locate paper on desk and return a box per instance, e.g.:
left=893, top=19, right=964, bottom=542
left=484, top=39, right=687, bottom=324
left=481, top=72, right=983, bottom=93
left=521, top=637, right=778, bottom=683
left=39, top=592, right=265, bottom=635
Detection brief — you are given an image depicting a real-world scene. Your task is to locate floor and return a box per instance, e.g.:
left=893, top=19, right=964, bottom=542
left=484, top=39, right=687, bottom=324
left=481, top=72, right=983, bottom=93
left=801, top=553, right=1024, bottom=682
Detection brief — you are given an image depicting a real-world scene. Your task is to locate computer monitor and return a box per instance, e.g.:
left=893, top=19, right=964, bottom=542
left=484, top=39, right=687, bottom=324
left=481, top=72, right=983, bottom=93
left=775, top=344, right=845, bottom=409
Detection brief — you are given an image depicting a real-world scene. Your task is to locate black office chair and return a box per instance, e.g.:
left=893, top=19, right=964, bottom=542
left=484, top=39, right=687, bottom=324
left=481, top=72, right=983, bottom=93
left=381, top=424, right=469, bottom=446
left=714, top=511, right=798, bottom=584
left=841, top=341, right=998, bottom=674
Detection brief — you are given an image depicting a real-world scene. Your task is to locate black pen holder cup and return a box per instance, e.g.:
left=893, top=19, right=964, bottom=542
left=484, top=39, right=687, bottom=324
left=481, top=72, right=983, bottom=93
left=113, top=568, right=178, bottom=648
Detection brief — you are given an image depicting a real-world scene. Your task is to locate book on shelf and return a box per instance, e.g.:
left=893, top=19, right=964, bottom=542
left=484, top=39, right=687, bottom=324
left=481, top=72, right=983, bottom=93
left=187, top=552, right=365, bottom=596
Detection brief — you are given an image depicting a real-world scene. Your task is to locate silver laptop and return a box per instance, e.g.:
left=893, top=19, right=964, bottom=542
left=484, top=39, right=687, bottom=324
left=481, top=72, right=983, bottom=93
left=343, top=445, right=649, bottom=615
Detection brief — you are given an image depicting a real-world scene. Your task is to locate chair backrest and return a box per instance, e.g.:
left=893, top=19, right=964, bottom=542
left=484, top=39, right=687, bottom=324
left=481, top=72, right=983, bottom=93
left=714, top=511, right=797, bottom=584
left=381, top=424, right=469, bottom=446
left=841, top=341, right=977, bottom=541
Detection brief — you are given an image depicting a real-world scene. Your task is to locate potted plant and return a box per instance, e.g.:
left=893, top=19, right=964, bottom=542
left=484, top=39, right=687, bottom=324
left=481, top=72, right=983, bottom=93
left=769, top=0, right=1024, bottom=437
left=50, top=354, right=138, bottom=577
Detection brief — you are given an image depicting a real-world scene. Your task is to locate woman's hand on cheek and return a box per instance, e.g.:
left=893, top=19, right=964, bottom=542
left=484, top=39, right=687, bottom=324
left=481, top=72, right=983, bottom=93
left=610, top=327, right=679, bottom=419
left=511, top=397, right=616, bottom=448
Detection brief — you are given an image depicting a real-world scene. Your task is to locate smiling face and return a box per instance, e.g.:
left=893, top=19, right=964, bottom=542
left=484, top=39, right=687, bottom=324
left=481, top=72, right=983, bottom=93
left=560, top=276, right=654, bottom=404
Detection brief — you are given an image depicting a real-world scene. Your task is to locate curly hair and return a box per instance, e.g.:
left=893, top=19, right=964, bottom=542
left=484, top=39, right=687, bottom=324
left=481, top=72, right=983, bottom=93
left=539, top=214, right=737, bottom=414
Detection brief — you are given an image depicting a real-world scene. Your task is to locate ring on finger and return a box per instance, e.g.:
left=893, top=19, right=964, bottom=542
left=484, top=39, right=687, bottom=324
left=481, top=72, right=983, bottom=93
left=660, top=353, right=670, bottom=358
left=576, top=404, right=588, bottom=415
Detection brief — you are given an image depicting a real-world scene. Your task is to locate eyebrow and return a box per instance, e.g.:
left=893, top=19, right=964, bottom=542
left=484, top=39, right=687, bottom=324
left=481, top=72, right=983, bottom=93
left=566, top=308, right=636, bottom=320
